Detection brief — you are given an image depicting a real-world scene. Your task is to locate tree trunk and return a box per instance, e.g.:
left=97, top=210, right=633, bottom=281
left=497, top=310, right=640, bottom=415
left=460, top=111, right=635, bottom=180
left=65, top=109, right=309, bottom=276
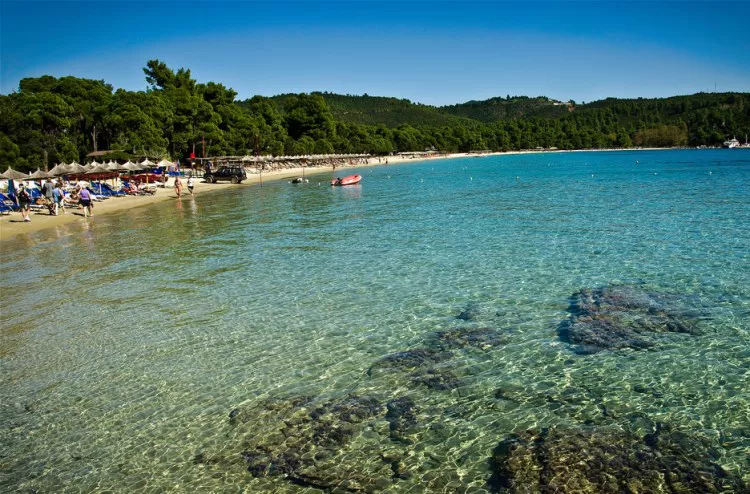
left=43, top=148, right=49, bottom=171
left=91, top=124, right=98, bottom=152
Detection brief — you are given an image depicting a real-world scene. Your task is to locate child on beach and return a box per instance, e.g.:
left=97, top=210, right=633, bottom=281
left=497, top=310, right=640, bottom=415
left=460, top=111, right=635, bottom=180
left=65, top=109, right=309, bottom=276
left=186, top=174, right=194, bottom=195
left=53, top=183, right=65, bottom=215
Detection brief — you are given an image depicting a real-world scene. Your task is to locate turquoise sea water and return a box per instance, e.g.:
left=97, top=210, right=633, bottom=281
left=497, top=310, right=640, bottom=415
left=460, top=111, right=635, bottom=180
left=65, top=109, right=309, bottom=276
left=1, top=149, right=749, bottom=492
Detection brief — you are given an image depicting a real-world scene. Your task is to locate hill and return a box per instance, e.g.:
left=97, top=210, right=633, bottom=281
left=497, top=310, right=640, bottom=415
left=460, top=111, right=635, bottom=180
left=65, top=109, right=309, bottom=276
left=270, top=92, right=478, bottom=128
left=440, top=96, right=572, bottom=122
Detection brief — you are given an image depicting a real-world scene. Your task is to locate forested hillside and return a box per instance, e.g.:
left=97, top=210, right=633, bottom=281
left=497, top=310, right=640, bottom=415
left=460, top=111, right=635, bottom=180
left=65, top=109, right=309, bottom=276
left=440, top=96, right=572, bottom=122
left=267, top=93, right=474, bottom=128
left=1, top=60, right=748, bottom=173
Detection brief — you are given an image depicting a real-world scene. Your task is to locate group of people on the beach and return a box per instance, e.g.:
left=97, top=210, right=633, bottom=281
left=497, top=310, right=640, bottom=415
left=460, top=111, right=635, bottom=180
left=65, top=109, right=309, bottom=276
left=12, top=180, right=96, bottom=222
left=5, top=177, right=162, bottom=222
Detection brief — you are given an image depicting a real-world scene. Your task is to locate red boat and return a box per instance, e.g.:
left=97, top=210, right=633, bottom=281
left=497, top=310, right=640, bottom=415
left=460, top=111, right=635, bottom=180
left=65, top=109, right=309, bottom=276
left=331, top=174, right=362, bottom=186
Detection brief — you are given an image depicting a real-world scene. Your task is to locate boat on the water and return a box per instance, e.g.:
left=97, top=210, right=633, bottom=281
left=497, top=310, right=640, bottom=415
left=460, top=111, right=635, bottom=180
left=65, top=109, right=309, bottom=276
left=331, top=174, right=362, bottom=186
left=723, top=137, right=740, bottom=148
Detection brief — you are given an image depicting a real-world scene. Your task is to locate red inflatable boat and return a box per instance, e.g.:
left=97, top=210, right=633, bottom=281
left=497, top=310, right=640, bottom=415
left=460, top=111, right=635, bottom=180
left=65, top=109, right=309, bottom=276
left=331, top=174, right=362, bottom=186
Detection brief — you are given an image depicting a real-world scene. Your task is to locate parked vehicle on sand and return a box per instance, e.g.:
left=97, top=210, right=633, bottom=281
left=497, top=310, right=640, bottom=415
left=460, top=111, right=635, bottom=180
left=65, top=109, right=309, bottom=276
left=204, top=166, right=247, bottom=184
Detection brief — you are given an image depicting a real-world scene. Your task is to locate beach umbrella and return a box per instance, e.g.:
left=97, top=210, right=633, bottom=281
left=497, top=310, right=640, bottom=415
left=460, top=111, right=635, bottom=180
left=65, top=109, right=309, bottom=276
left=105, top=160, right=119, bottom=171
left=0, top=167, right=30, bottom=180
left=121, top=161, right=142, bottom=172
left=156, top=159, right=172, bottom=168
left=86, top=164, right=111, bottom=175
left=66, top=163, right=87, bottom=174
left=86, top=164, right=114, bottom=184
left=140, top=159, right=154, bottom=169
left=29, top=169, right=52, bottom=179
left=48, top=163, right=68, bottom=176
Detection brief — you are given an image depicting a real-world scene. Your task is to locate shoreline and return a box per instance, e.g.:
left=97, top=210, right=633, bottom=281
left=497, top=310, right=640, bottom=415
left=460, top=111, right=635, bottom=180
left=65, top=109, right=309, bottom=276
left=0, top=146, right=724, bottom=244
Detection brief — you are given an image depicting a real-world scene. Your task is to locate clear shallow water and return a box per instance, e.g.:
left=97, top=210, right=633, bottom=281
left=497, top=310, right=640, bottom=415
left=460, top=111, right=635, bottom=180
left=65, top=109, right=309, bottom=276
left=1, top=149, right=749, bottom=492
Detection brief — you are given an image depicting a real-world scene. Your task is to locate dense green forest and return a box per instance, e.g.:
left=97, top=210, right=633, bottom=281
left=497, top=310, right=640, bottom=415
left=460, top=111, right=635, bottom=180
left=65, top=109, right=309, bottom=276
left=1, top=60, right=748, bottom=172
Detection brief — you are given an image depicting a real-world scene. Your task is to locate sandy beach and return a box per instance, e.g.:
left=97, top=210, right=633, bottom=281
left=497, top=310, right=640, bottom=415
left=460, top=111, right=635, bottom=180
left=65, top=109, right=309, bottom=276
left=0, top=153, right=466, bottom=243
left=0, top=148, right=666, bottom=244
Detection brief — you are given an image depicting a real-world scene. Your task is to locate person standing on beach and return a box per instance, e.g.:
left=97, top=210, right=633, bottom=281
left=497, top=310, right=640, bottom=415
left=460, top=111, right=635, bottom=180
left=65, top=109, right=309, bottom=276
left=186, top=174, right=194, bottom=195
left=42, top=180, right=55, bottom=214
left=53, top=183, right=65, bottom=215
left=174, top=175, right=183, bottom=197
left=79, top=186, right=94, bottom=217
left=17, top=183, right=31, bottom=222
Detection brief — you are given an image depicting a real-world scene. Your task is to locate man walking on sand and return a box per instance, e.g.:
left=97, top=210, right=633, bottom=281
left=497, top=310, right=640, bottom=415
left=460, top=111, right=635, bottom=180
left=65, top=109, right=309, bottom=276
left=17, top=183, right=31, bottom=222
left=42, top=180, right=55, bottom=214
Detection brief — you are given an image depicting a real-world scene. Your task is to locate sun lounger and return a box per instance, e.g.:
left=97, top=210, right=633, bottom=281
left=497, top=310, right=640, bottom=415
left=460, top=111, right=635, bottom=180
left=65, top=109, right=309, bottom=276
left=0, top=193, right=19, bottom=211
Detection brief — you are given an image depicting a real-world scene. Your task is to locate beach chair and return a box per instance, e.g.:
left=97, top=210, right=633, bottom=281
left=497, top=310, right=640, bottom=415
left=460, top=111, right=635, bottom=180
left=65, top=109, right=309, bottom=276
left=101, top=182, right=126, bottom=196
left=0, top=203, right=11, bottom=215
left=0, top=193, right=19, bottom=211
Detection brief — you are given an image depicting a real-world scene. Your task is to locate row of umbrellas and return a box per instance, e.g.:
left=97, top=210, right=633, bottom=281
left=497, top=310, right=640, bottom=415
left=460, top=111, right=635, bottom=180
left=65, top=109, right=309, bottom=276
left=0, top=158, right=177, bottom=180
left=205, top=154, right=371, bottom=162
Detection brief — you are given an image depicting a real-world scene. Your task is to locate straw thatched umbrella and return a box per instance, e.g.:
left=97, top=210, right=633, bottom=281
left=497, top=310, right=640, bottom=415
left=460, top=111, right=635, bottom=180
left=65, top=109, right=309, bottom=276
left=29, top=168, right=52, bottom=179
left=86, top=164, right=112, bottom=176
left=67, top=163, right=87, bottom=174
left=0, top=167, right=30, bottom=180
left=48, top=163, right=68, bottom=176
left=121, top=161, right=142, bottom=172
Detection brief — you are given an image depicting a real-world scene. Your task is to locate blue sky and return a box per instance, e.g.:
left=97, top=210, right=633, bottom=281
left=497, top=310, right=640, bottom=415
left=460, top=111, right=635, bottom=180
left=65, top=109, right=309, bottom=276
left=2, top=1, right=749, bottom=105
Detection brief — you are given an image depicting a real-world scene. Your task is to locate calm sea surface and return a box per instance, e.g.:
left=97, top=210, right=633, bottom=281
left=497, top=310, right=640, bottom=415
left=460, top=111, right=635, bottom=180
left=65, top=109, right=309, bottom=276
left=1, top=149, right=749, bottom=492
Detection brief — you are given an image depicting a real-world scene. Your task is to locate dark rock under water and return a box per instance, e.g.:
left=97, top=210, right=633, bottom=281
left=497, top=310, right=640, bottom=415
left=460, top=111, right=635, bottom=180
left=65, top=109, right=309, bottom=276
left=457, top=301, right=482, bottom=321
left=230, top=393, right=424, bottom=491
left=489, top=424, right=747, bottom=493
left=368, top=327, right=508, bottom=392
left=432, top=327, right=510, bottom=351
left=558, top=285, right=707, bottom=353
left=367, top=348, right=453, bottom=375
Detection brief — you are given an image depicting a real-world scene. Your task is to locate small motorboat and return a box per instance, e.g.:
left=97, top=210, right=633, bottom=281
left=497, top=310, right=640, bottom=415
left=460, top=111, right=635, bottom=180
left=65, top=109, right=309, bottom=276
left=331, top=174, right=362, bottom=186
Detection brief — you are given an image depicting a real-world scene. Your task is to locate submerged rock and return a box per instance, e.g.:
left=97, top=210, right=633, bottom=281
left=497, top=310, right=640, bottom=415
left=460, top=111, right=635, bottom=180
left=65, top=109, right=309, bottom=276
left=368, top=348, right=453, bottom=375
left=489, top=424, right=746, bottom=493
left=558, top=285, right=705, bottom=353
left=233, top=393, right=422, bottom=491
left=411, top=367, right=462, bottom=391
left=457, top=302, right=482, bottom=321
left=385, top=397, right=418, bottom=443
left=433, top=327, right=509, bottom=351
